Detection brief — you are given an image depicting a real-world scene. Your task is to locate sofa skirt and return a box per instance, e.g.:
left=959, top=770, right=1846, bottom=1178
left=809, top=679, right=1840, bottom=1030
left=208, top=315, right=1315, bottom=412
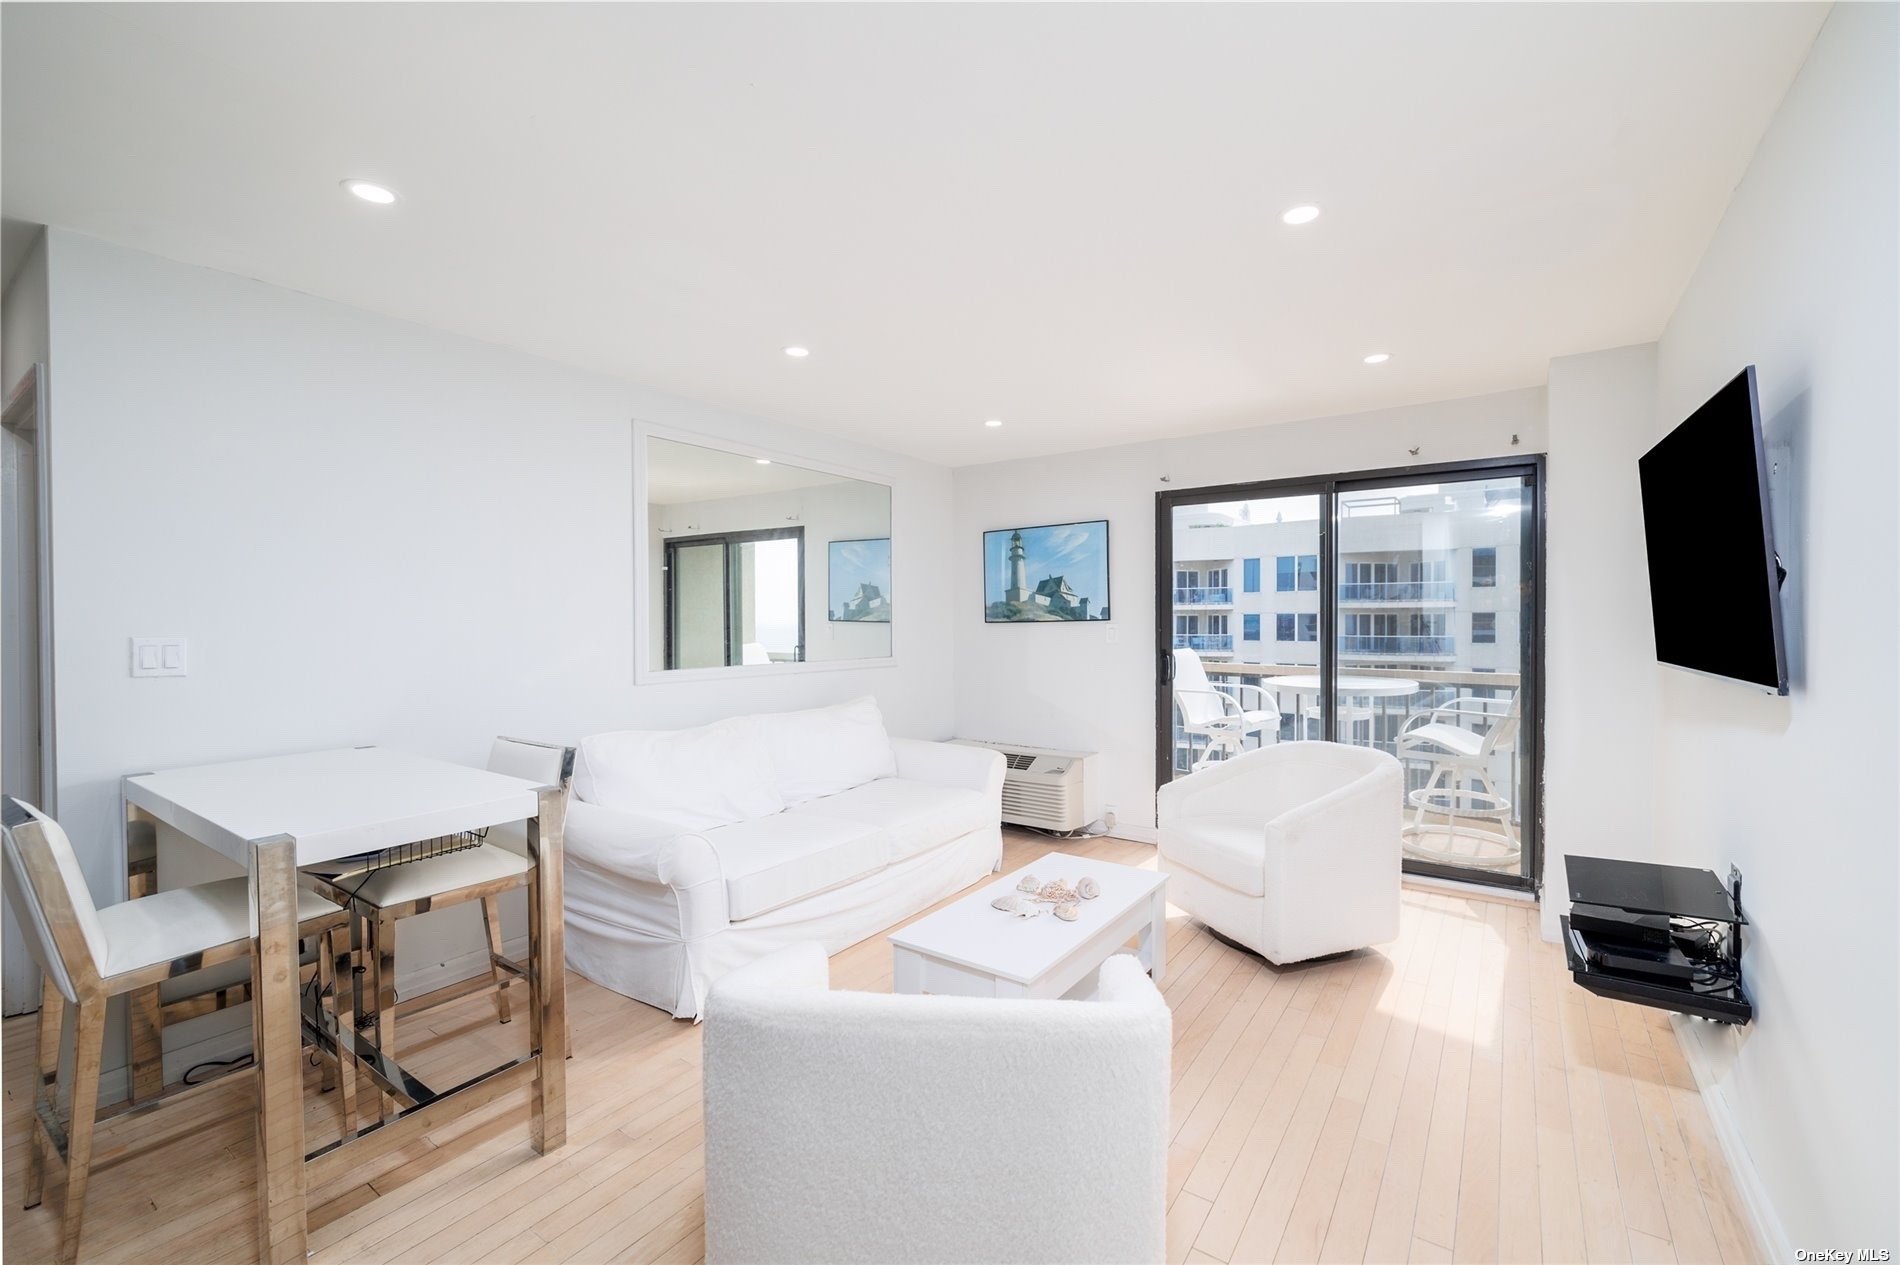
left=565, top=823, right=1003, bottom=1020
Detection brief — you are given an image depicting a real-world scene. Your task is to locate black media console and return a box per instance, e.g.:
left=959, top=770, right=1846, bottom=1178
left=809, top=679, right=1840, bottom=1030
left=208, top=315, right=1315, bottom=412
left=1560, top=854, right=1753, bottom=1024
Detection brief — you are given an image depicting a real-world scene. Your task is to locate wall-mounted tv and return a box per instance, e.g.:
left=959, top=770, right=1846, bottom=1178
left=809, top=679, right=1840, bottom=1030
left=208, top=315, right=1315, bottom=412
left=1638, top=365, right=1788, bottom=694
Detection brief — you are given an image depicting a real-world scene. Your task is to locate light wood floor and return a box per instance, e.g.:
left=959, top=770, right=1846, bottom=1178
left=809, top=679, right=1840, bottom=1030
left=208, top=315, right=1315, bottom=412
left=2, top=831, right=1758, bottom=1265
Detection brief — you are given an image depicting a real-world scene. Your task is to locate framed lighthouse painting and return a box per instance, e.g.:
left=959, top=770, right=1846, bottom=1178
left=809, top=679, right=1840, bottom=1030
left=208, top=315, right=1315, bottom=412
left=983, top=520, right=1111, bottom=623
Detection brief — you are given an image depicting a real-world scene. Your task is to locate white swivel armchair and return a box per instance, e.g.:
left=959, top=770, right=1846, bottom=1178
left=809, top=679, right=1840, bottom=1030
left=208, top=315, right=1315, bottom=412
left=703, top=943, right=1171, bottom=1265
left=1172, top=648, right=1279, bottom=770
left=1157, top=742, right=1402, bottom=965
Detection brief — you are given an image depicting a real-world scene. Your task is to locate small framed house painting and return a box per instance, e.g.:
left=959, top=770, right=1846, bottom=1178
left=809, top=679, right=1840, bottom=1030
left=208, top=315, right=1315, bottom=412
left=828, top=538, right=892, bottom=623
left=983, top=520, right=1111, bottom=623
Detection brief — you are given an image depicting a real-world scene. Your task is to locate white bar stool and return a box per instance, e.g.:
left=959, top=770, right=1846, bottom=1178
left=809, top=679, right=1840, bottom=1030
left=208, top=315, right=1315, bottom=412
left=1, top=797, right=349, bottom=1265
left=306, top=737, right=574, bottom=1123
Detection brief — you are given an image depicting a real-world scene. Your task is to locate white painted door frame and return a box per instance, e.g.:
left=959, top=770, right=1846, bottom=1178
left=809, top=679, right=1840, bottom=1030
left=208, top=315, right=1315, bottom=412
left=3, top=362, right=57, bottom=1015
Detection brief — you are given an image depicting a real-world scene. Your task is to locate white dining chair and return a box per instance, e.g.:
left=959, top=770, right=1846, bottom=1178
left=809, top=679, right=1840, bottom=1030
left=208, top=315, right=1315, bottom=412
left=1172, top=647, right=1279, bottom=769
left=2, top=797, right=348, bottom=1265
left=305, top=737, right=574, bottom=1123
left=1397, top=692, right=1522, bottom=865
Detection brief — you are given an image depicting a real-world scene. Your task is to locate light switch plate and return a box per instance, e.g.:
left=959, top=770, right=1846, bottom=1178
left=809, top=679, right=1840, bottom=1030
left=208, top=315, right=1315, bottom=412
left=131, top=636, right=188, bottom=678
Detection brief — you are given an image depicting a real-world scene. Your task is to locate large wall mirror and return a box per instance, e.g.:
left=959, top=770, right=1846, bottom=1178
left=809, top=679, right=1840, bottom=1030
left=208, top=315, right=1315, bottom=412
left=641, top=433, right=893, bottom=675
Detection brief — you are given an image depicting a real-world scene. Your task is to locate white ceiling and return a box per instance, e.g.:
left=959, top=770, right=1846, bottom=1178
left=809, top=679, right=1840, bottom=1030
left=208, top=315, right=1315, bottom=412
left=1, top=3, right=1824, bottom=467
left=648, top=435, right=858, bottom=505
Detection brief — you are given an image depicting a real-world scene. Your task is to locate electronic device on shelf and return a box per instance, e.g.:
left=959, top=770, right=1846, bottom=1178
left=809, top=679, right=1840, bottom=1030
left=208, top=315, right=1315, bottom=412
left=1567, top=900, right=1672, bottom=947
left=1561, top=854, right=1752, bottom=1025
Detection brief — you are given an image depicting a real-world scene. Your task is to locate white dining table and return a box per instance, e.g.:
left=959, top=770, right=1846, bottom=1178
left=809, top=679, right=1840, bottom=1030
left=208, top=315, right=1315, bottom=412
left=120, top=746, right=569, bottom=1263
left=1258, top=673, right=1421, bottom=698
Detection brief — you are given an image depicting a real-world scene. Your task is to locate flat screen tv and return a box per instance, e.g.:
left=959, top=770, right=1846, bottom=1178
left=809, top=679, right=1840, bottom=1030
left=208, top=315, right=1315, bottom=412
left=1638, top=365, right=1788, bottom=694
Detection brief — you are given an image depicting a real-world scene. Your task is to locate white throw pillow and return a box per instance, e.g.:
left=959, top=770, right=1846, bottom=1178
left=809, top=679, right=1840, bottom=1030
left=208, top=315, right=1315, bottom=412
left=575, top=717, right=785, bottom=830
left=759, top=696, right=898, bottom=805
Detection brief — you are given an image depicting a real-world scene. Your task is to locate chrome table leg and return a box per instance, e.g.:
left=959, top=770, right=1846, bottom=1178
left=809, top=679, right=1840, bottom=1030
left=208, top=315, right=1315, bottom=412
left=248, top=834, right=308, bottom=1264
left=527, top=783, right=568, bottom=1154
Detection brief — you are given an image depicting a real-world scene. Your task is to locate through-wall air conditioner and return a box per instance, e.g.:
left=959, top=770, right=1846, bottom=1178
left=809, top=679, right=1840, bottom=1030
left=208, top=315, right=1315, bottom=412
left=952, top=740, right=1104, bottom=833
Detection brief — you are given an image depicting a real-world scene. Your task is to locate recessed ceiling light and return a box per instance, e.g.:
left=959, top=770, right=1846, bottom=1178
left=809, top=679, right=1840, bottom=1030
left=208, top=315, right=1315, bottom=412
left=342, top=179, right=398, bottom=205
left=755, top=457, right=772, bottom=465
left=1363, top=352, right=1391, bottom=364
left=1281, top=204, right=1320, bottom=226
left=783, top=346, right=810, bottom=358
left=984, top=419, right=1004, bottom=429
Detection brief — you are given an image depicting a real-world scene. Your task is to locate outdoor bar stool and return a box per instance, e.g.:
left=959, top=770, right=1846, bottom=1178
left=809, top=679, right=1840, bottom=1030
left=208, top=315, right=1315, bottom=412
left=1, top=796, right=350, bottom=1265
left=306, top=737, right=574, bottom=1120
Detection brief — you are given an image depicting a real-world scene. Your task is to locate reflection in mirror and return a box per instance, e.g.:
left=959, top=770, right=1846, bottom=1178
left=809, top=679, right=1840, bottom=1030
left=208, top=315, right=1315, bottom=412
left=647, top=436, right=892, bottom=671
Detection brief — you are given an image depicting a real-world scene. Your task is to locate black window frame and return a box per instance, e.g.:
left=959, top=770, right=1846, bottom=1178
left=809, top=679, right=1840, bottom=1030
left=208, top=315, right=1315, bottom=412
left=663, top=526, right=806, bottom=669
left=1157, top=454, right=1547, bottom=896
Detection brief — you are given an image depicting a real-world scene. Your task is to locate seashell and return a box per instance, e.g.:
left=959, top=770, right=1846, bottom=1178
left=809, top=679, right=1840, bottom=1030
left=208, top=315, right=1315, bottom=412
left=1016, top=874, right=1041, bottom=893
left=1055, top=902, right=1080, bottom=922
left=1077, top=877, right=1101, bottom=900
left=991, top=894, right=1022, bottom=913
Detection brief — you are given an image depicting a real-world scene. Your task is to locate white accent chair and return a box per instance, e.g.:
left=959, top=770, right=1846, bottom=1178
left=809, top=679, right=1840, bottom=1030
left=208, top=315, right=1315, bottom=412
left=703, top=943, right=1170, bottom=1265
left=1157, top=742, right=1402, bottom=965
left=1171, top=648, right=1278, bottom=770
left=1397, top=693, right=1521, bottom=867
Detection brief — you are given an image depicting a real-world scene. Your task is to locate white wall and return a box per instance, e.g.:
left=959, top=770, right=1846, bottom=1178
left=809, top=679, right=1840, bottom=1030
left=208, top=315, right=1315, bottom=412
left=38, top=229, right=957, bottom=1085
left=951, top=386, right=1546, bottom=838
left=1540, top=343, right=1660, bottom=938
left=1647, top=4, right=1899, bottom=1250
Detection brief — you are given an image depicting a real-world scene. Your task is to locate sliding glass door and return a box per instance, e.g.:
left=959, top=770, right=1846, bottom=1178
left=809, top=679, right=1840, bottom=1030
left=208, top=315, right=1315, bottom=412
left=663, top=527, right=805, bottom=669
left=1157, top=457, right=1543, bottom=890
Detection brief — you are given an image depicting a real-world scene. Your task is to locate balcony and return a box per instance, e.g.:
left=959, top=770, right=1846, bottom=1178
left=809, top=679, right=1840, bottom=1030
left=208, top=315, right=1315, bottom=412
left=1169, top=664, right=1525, bottom=877
left=1173, top=586, right=1234, bottom=606
left=1174, top=633, right=1233, bottom=652
left=1339, top=635, right=1456, bottom=657
left=1338, top=581, right=1456, bottom=603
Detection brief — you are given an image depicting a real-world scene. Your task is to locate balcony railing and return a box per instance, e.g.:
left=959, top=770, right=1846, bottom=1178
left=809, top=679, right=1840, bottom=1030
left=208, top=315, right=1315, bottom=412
left=1173, top=586, right=1234, bottom=605
left=1169, top=664, right=1524, bottom=875
left=1339, top=635, right=1456, bottom=656
left=1174, top=633, right=1233, bottom=651
left=1338, top=581, right=1457, bottom=603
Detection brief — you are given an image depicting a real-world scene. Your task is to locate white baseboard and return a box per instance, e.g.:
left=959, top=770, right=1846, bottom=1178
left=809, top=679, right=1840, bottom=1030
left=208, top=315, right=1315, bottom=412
left=1668, top=1015, right=1788, bottom=1263
left=1402, top=871, right=1538, bottom=905
left=1007, top=823, right=1158, bottom=845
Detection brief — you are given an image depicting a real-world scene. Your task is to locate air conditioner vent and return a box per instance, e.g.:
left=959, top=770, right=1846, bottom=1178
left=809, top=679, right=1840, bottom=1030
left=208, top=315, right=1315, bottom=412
left=951, top=739, right=1103, bottom=833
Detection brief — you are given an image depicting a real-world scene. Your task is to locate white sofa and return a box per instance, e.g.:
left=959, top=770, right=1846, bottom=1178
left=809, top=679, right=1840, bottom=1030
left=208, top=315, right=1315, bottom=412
left=703, top=943, right=1170, bottom=1265
left=563, top=698, right=1004, bottom=1019
left=1157, top=741, right=1402, bottom=965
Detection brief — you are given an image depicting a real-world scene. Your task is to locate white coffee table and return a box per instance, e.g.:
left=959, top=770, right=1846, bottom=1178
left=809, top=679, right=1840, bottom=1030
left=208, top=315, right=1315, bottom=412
left=889, top=852, right=1167, bottom=999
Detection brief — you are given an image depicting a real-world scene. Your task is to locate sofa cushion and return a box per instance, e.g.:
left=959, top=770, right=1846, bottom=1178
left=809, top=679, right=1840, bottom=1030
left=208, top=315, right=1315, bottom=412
left=1160, top=814, right=1266, bottom=897
left=575, top=718, right=784, bottom=831
left=704, top=813, right=888, bottom=921
left=788, top=778, right=993, bottom=866
left=757, top=697, right=898, bottom=806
